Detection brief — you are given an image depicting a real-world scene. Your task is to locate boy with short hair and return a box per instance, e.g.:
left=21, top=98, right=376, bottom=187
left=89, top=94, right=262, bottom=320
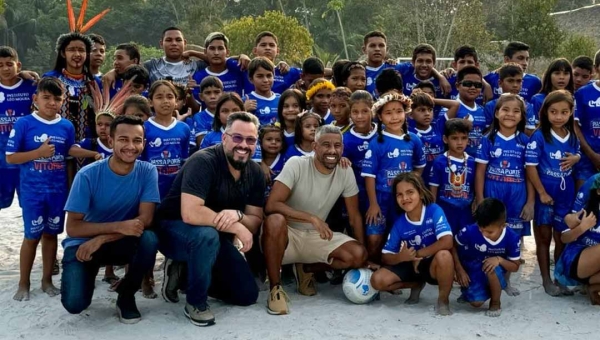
left=122, top=65, right=150, bottom=96
left=6, top=77, right=100, bottom=301
left=111, top=43, right=141, bottom=98
left=483, top=63, right=524, bottom=124
left=294, top=57, right=325, bottom=92
left=572, top=56, right=594, bottom=91
left=396, top=44, right=450, bottom=98
left=0, top=46, right=36, bottom=210
left=88, top=34, right=106, bottom=77
left=74, top=112, right=114, bottom=165
left=244, top=57, right=280, bottom=126
left=250, top=31, right=302, bottom=94
left=446, top=45, right=491, bottom=105
left=452, top=66, right=486, bottom=156
left=453, top=198, right=521, bottom=317
left=484, top=41, right=541, bottom=101
left=193, top=76, right=224, bottom=146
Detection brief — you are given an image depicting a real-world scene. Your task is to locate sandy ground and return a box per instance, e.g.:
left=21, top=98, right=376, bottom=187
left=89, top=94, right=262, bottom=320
left=1, top=197, right=599, bottom=340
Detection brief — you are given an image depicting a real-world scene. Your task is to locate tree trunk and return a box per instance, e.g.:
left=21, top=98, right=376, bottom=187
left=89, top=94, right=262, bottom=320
left=335, top=10, right=349, bottom=59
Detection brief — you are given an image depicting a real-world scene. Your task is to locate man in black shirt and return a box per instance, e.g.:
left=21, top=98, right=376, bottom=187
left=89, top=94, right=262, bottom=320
left=157, top=112, right=265, bottom=327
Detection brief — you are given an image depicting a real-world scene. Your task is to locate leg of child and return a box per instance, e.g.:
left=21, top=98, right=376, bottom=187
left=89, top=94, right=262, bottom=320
left=486, top=269, right=502, bottom=317
left=367, top=235, right=383, bottom=263
left=575, top=245, right=600, bottom=305
left=14, top=237, right=41, bottom=301
left=370, top=267, right=421, bottom=293
left=41, top=233, right=60, bottom=297
left=552, top=229, right=572, bottom=295
left=534, top=224, right=560, bottom=296
left=430, top=250, right=454, bottom=316
left=103, top=265, right=119, bottom=284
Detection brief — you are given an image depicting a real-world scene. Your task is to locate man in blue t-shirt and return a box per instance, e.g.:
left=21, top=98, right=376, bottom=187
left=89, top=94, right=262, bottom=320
left=60, top=115, right=160, bottom=324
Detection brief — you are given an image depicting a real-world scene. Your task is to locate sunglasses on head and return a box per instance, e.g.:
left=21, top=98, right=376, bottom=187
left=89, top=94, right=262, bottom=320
left=225, top=132, right=257, bottom=145
left=460, top=80, right=483, bottom=89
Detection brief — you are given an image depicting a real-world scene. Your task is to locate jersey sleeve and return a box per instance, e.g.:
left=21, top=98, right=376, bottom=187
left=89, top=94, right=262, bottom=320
left=574, top=89, right=585, bottom=124
left=475, top=137, right=490, bottom=164
left=432, top=204, right=453, bottom=239
left=454, top=225, right=471, bottom=248
left=525, top=101, right=537, bottom=130
left=66, top=123, right=76, bottom=149
left=573, top=176, right=595, bottom=212
left=382, top=220, right=404, bottom=254
left=506, top=231, right=521, bottom=261
left=428, top=157, right=443, bottom=187
left=64, top=171, right=92, bottom=214
left=394, top=62, right=413, bottom=76
left=140, top=163, right=161, bottom=204
left=360, top=140, right=379, bottom=178
left=525, top=132, right=541, bottom=166
left=484, top=101, right=495, bottom=126
left=274, top=156, right=301, bottom=190
left=5, top=119, right=25, bottom=154
left=75, top=138, right=91, bottom=150
left=412, top=134, right=427, bottom=168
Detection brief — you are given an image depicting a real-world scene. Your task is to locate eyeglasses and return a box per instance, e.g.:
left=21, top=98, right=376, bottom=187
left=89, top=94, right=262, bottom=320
left=225, top=133, right=257, bottom=145
left=460, top=81, right=483, bottom=89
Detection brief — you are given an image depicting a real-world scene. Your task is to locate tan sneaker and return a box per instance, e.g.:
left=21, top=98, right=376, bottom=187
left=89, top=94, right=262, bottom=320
left=267, top=285, right=290, bottom=315
left=293, top=263, right=317, bottom=296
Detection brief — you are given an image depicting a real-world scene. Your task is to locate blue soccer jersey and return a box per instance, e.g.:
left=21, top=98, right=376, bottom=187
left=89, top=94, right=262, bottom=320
left=361, top=131, right=426, bottom=193
left=343, top=124, right=378, bottom=191
left=455, top=224, right=521, bottom=270
left=382, top=203, right=453, bottom=254
left=484, top=72, right=541, bottom=102
left=476, top=132, right=528, bottom=184
left=0, top=78, right=36, bottom=169
left=248, top=91, right=280, bottom=126
left=526, top=93, right=546, bottom=130
left=410, top=117, right=446, bottom=185
left=192, top=58, right=244, bottom=97
left=244, top=66, right=301, bottom=95
left=454, top=100, right=488, bottom=156
left=365, top=63, right=395, bottom=98
left=429, top=152, right=476, bottom=209
left=283, top=144, right=314, bottom=161
left=525, top=129, right=580, bottom=183
left=575, top=82, right=600, bottom=153
left=396, top=62, right=443, bottom=98
left=142, top=117, right=190, bottom=199
left=200, top=128, right=224, bottom=149
left=283, top=130, right=295, bottom=149
left=75, top=138, right=113, bottom=165
left=5, top=113, right=75, bottom=193
left=447, top=74, right=484, bottom=105
left=193, top=109, right=215, bottom=137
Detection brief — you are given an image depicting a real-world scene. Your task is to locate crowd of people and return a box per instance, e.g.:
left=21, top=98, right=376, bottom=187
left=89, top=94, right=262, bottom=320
left=1, top=16, right=600, bottom=327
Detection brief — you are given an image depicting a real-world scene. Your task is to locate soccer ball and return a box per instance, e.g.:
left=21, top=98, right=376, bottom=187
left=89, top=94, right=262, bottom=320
left=342, top=268, right=378, bottom=304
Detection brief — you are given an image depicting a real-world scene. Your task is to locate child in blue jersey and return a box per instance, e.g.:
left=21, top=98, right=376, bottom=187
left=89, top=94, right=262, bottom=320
left=109, top=43, right=141, bottom=98
left=123, top=95, right=151, bottom=121
left=283, top=111, right=322, bottom=160
left=572, top=56, right=594, bottom=92
left=200, top=93, right=244, bottom=149
left=526, top=90, right=581, bottom=296
left=430, top=119, right=475, bottom=234
left=249, top=31, right=301, bottom=94
left=306, top=78, right=335, bottom=124
left=452, top=66, right=487, bottom=156
left=0, top=46, right=36, bottom=210
left=446, top=45, right=489, bottom=105
left=5, top=77, right=100, bottom=301
left=484, top=63, right=524, bottom=126
left=75, top=112, right=114, bottom=165
left=277, top=89, right=306, bottom=147
left=362, top=31, right=394, bottom=97
left=475, top=93, right=534, bottom=296
left=527, top=58, right=574, bottom=134
left=452, top=198, right=521, bottom=317
left=330, top=87, right=352, bottom=133
left=143, top=80, right=190, bottom=199
left=375, top=68, right=404, bottom=96
left=340, top=62, right=367, bottom=93
left=484, top=41, right=542, bottom=102
left=193, top=76, right=224, bottom=146
left=259, top=124, right=285, bottom=197
left=370, top=173, right=455, bottom=316
left=244, top=57, right=280, bottom=126
left=192, top=32, right=244, bottom=96
left=294, top=57, right=326, bottom=92
left=362, top=93, right=426, bottom=259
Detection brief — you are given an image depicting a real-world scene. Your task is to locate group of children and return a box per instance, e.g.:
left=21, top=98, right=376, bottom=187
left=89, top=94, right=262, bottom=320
left=2, top=25, right=600, bottom=318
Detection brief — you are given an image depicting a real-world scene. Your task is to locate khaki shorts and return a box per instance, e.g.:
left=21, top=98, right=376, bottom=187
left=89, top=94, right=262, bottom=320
left=282, top=227, right=355, bottom=265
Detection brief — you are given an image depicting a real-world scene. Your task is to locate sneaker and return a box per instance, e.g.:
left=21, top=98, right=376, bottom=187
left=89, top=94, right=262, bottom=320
left=116, top=294, right=141, bottom=324
left=267, top=285, right=290, bottom=315
left=184, top=303, right=215, bottom=327
left=293, top=263, right=317, bottom=296
left=161, top=258, right=181, bottom=303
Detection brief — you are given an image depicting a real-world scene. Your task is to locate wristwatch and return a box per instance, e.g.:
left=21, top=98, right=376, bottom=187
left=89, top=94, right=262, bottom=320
left=237, top=210, right=244, bottom=222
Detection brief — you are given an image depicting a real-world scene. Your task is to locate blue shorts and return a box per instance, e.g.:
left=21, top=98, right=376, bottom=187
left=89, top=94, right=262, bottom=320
left=575, top=155, right=597, bottom=182
left=555, top=243, right=585, bottom=287
left=0, top=168, right=20, bottom=209
left=366, top=191, right=397, bottom=236
left=438, top=200, right=473, bottom=235
left=484, top=180, right=529, bottom=237
left=461, top=265, right=506, bottom=302
left=21, top=191, right=67, bottom=240
left=534, top=178, right=573, bottom=232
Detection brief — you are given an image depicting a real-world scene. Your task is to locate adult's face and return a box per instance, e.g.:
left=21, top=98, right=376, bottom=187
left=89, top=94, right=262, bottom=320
left=108, top=123, right=145, bottom=164
left=222, top=120, right=258, bottom=170
left=313, top=132, right=343, bottom=170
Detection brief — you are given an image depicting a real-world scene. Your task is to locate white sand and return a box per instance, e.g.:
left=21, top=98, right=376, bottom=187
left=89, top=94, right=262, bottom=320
left=1, top=197, right=598, bottom=340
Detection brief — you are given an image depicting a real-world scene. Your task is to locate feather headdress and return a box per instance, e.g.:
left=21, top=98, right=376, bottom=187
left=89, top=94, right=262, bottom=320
left=90, top=78, right=137, bottom=118
left=67, top=0, right=110, bottom=33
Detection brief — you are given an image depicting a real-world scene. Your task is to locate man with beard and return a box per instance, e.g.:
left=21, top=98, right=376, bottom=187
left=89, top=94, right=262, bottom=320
left=156, top=111, right=265, bottom=327
left=60, top=115, right=160, bottom=324
left=262, top=125, right=368, bottom=315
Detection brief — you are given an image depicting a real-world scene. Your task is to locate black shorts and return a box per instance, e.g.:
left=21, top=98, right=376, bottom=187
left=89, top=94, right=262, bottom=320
left=385, top=257, right=438, bottom=285
left=569, top=248, right=590, bottom=285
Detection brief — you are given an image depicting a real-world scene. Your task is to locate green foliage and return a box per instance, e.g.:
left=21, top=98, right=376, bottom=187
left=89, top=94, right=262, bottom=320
left=99, top=43, right=165, bottom=74
left=223, top=11, right=313, bottom=65
left=556, top=33, right=598, bottom=62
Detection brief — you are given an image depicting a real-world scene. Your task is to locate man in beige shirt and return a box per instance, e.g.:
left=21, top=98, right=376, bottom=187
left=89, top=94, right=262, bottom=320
left=263, top=125, right=367, bottom=315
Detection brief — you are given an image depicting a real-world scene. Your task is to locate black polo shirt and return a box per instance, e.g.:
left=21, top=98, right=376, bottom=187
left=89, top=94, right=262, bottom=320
left=158, top=145, right=266, bottom=221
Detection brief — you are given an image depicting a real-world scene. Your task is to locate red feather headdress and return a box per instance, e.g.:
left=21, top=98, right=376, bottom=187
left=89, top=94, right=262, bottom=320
left=66, top=0, right=110, bottom=33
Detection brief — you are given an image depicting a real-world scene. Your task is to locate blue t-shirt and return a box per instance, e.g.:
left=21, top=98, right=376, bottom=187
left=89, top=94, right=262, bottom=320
left=575, top=82, right=600, bottom=153
left=75, top=138, right=113, bottom=165
left=244, top=66, right=301, bottom=95
left=142, top=117, right=190, bottom=198
left=200, top=128, right=224, bottom=149
left=447, top=74, right=484, bottom=105
left=476, top=132, right=528, bottom=184
left=454, top=100, right=488, bottom=156
left=62, top=158, right=160, bottom=249
left=342, top=124, right=378, bottom=191
left=410, top=117, right=446, bottom=185
left=525, top=129, right=580, bottom=183
left=0, top=79, right=36, bottom=169
left=193, top=109, right=215, bottom=137
left=283, top=130, right=295, bottom=149
left=455, top=224, right=521, bottom=271
left=247, top=91, right=280, bottom=126
left=193, top=58, right=244, bottom=98
left=283, top=144, right=314, bottom=162
left=526, top=93, right=546, bottom=130
left=484, top=72, right=541, bottom=102
left=5, top=113, right=75, bottom=193
left=382, top=203, right=453, bottom=254
left=361, top=131, right=426, bottom=193
left=429, top=152, right=476, bottom=209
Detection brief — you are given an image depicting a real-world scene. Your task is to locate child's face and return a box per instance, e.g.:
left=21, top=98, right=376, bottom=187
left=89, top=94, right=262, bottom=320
left=547, top=101, right=572, bottom=129
left=345, top=68, right=366, bottom=92
left=282, top=96, right=301, bottom=123
left=479, top=223, right=504, bottom=242
left=573, top=67, right=592, bottom=91
left=62, top=40, right=87, bottom=71
left=550, top=70, right=570, bottom=90
left=499, top=75, right=523, bottom=95
left=113, top=49, right=136, bottom=75
left=91, top=42, right=106, bottom=69
left=363, top=37, right=387, bottom=64
left=379, top=101, right=406, bottom=134
left=218, top=100, right=242, bottom=126
left=96, top=115, right=113, bottom=140
left=302, top=117, right=319, bottom=142
left=261, top=130, right=283, bottom=155
left=496, top=99, right=523, bottom=130
left=253, top=36, right=278, bottom=61
left=161, top=30, right=186, bottom=60
left=350, top=101, right=372, bottom=131
left=150, top=85, right=177, bottom=117
left=443, top=132, right=468, bottom=154
left=413, top=53, right=435, bottom=79
left=0, top=57, right=20, bottom=82
left=453, top=56, right=478, bottom=72
left=311, top=89, right=331, bottom=115
left=34, top=91, right=64, bottom=118
left=206, top=39, right=228, bottom=66
left=505, top=51, right=529, bottom=72
left=200, top=86, right=223, bottom=111
left=395, top=181, right=421, bottom=213
left=251, top=66, right=274, bottom=94
left=411, top=105, right=434, bottom=128
left=457, top=74, right=483, bottom=102
left=329, top=97, right=350, bottom=124
left=130, top=83, right=146, bottom=95
left=124, top=106, right=149, bottom=121
left=301, top=73, right=323, bottom=91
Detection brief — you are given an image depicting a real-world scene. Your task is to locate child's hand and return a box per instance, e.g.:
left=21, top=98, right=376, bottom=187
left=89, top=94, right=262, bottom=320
left=244, top=95, right=257, bottom=112
left=186, top=75, right=198, bottom=90
left=176, top=108, right=192, bottom=122
left=471, top=200, right=478, bottom=214
left=482, top=256, right=501, bottom=274
left=455, top=268, right=471, bottom=287
left=237, top=54, right=251, bottom=71
left=398, top=243, right=418, bottom=262
left=259, top=161, right=274, bottom=185
left=520, top=202, right=534, bottom=222
left=94, top=152, right=103, bottom=161
left=439, top=76, right=452, bottom=96
left=539, top=191, right=553, bottom=205
left=385, top=58, right=397, bottom=66
left=560, top=152, right=580, bottom=171
left=37, top=139, right=55, bottom=158
left=365, top=203, right=382, bottom=225
left=277, top=61, right=290, bottom=74
left=339, top=157, right=352, bottom=169
left=441, top=68, right=456, bottom=79
left=412, top=258, right=422, bottom=274
left=579, top=210, right=597, bottom=232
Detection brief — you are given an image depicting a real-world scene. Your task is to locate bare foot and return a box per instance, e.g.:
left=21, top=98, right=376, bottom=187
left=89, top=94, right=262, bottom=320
left=554, top=280, right=573, bottom=296
left=404, top=282, right=425, bottom=305
left=13, top=284, right=30, bottom=301
left=504, top=284, right=520, bottom=296
left=435, top=299, right=452, bottom=316
left=542, top=280, right=561, bottom=297
left=486, top=301, right=502, bottom=317
left=587, top=284, right=600, bottom=305
left=42, top=281, right=60, bottom=297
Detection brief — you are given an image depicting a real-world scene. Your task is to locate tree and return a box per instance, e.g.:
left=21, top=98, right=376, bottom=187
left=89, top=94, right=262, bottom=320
left=223, top=11, right=313, bottom=65
left=556, top=33, right=598, bottom=62
left=323, top=0, right=349, bottom=59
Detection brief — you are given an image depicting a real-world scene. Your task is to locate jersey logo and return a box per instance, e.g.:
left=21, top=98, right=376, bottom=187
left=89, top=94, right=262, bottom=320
left=501, top=160, right=510, bottom=168
left=475, top=243, right=487, bottom=252
left=9, top=129, right=15, bottom=138
left=31, top=216, right=44, bottom=226
left=0, top=92, right=4, bottom=103
left=259, top=106, right=272, bottom=116
left=48, top=216, right=61, bottom=225
left=34, top=133, right=49, bottom=143
left=399, top=161, right=407, bottom=170
left=493, top=148, right=503, bottom=157
left=409, top=235, right=422, bottom=247
left=387, top=148, right=399, bottom=158
left=358, top=141, right=369, bottom=151
left=494, top=87, right=503, bottom=95
left=161, top=150, right=171, bottom=159
left=527, top=141, right=537, bottom=150
left=149, top=137, right=162, bottom=147
left=5, top=109, right=14, bottom=116
left=577, top=192, right=584, bottom=200
left=588, top=97, right=600, bottom=107
left=366, top=77, right=373, bottom=86
left=365, top=150, right=372, bottom=159
left=549, top=150, right=562, bottom=160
